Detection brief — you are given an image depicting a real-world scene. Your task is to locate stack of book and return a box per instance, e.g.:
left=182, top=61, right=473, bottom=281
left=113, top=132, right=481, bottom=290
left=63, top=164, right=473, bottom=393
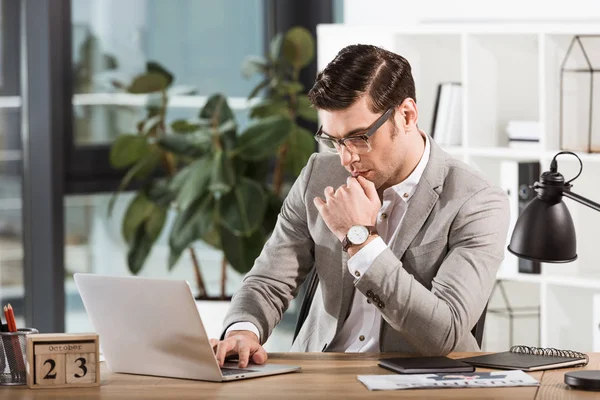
left=507, top=120, right=541, bottom=148
left=431, top=82, right=462, bottom=146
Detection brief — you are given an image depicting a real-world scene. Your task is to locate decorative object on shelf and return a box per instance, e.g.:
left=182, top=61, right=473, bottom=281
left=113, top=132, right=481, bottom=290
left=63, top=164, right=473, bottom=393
left=26, top=333, right=100, bottom=389
left=507, top=150, right=600, bottom=390
left=107, top=27, right=317, bottom=300
left=560, top=35, right=600, bottom=153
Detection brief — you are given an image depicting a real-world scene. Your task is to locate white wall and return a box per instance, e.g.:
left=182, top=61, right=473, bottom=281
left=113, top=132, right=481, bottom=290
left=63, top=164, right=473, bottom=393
left=343, top=0, right=600, bottom=25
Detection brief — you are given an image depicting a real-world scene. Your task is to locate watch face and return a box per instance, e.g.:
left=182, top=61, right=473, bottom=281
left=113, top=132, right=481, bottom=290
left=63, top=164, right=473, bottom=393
left=347, top=225, right=370, bottom=245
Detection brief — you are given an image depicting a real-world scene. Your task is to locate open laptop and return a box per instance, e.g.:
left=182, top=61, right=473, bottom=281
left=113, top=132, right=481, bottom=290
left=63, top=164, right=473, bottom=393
left=73, top=273, right=301, bottom=382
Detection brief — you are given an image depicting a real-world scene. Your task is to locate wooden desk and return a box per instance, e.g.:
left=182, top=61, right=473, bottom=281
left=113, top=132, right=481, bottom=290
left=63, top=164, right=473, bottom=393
left=2, top=352, right=599, bottom=399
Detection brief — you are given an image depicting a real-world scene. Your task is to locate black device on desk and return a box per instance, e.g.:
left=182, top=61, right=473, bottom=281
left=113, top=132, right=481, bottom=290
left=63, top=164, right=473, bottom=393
left=378, top=356, right=475, bottom=374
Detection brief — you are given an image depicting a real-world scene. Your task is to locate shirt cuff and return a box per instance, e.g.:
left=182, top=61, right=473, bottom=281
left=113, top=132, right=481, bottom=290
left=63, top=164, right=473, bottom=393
left=225, top=322, right=261, bottom=341
left=347, top=237, right=387, bottom=279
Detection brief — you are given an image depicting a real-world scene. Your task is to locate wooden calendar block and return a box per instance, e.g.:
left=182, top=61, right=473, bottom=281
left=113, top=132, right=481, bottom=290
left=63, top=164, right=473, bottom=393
left=26, top=333, right=100, bottom=389
left=65, top=352, right=96, bottom=384
left=34, top=353, right=66, bottom=385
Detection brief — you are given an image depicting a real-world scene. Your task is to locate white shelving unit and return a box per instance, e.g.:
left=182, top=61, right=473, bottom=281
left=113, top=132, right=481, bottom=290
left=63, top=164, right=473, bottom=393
left=318, top=23, right=600, bottom=352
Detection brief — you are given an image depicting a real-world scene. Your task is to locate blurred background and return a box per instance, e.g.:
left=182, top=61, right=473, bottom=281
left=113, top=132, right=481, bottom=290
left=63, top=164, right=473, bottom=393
left=4, top=0, right=600, bottom=353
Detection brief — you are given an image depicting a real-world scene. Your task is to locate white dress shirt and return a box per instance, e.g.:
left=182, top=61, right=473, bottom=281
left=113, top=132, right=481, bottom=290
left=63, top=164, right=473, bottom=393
left=227, top=133, right=431, bottom=352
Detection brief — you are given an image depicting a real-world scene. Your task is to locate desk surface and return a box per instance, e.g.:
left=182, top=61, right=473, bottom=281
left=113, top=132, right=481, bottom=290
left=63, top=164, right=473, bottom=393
left=3, top=352, right=599, bottom=399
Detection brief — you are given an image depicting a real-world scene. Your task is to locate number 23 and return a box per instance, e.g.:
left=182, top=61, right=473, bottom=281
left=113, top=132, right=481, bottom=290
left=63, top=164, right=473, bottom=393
left=43, top=357, right=88, bottom=379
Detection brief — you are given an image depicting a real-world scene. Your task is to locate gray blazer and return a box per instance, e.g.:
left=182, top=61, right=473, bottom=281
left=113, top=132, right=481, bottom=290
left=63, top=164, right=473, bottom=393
left=222, top=137, right=510, bottom=355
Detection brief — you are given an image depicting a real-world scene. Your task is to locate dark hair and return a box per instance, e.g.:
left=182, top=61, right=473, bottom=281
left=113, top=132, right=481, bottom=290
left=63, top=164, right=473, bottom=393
left=308, top=44, right=416, bottom=113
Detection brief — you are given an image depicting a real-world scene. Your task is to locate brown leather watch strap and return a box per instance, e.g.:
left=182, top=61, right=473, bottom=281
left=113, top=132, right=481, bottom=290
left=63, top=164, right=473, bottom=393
left=342, top=225, right=377, bottom=252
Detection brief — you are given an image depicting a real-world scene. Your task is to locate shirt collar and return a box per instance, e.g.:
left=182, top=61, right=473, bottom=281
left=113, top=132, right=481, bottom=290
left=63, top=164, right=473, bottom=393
left=383, top=131, right=430, bottom=202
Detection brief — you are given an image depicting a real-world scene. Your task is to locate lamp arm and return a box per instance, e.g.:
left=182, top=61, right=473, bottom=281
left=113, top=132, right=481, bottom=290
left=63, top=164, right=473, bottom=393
left=562, top=189, right=600, bottom=212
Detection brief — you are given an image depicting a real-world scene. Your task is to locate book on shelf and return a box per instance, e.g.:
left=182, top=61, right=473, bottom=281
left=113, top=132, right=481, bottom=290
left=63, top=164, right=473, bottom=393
left=459, top=345, right=589, bottom=372
left=431, top=82, right=462, bottom=147
left=506, top=120, right=541, bottom=149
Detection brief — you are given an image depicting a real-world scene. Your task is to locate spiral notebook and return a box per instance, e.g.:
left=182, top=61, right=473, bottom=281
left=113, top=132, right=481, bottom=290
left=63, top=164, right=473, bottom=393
left=459, top=345, right=589, bottom=372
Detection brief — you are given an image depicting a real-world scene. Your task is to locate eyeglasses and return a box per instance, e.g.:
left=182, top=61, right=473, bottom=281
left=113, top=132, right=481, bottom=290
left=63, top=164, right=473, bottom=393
left=314, top=107, right=394, bottom=154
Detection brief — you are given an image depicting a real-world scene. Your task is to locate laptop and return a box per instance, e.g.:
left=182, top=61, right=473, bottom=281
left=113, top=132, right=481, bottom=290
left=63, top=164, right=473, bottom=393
left=73, top=273, right=301, bottom=382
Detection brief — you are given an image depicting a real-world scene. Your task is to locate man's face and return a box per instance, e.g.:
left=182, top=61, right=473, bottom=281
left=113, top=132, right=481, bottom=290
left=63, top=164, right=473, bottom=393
left=319, top=97, right=413, bottom=191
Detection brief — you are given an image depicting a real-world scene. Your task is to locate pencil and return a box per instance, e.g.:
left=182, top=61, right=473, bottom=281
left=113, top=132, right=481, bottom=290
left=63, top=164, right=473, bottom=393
left=6, top=304, right=16, bottom=332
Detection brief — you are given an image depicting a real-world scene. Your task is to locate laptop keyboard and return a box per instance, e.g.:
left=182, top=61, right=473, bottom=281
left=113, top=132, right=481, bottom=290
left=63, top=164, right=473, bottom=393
left=221, top=367, right=258, bottom=376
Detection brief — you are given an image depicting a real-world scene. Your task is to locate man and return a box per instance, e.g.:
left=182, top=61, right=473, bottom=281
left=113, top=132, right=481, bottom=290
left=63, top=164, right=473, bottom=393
left=210, top=44, right=509, bottom=368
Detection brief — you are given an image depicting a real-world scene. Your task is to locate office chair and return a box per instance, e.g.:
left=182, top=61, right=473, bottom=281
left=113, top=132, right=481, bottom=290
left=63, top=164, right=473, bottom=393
left=293, top=268, right=488, bottom=348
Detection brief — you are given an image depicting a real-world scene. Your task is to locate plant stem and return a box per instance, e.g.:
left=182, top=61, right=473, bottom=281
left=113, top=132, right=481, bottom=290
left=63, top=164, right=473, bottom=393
left=159, top=90, right=168, bottom=136
left=221, top=255, right=227, bottom=300
left=157, top=89, right=208, bottom=298
left=273, top=69, right=300, bottom=197
left=189, top=247, right=207, bottom=298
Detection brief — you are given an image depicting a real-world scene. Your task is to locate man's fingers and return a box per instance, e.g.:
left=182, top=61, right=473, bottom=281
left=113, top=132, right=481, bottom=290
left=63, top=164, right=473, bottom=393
left=251, top=347, right=268, bottom=365
left=313, top=196, right=325, bottom=213
left=237, top=342, right=251, bottom=368
left=209, top=339, right=219, bottom=352
left=215, top=340, right=235, bottom=367
left=356, top=176, right=378, bottom=202
left=324, top=186, right=334, bottom=198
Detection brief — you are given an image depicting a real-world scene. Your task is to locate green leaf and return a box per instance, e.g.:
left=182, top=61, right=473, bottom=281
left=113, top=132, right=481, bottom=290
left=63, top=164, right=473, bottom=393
left=220, top=227, right=265, bottom=274
left=199, top=94, right=235, bottom=126
left=269, top=33, right=284, bottom=60
left=109, top=135, right=149, bottom=169
left=297, top=95, right=318, bottom=122
left=236, top=115, right=292, bottom=161
left=276, top=81, right=304, bottom=95
left=218, top=177, right=266, bottom=236
left=146, top=61, right=174, bottom=87
left=201, top=226, right=221, bottom=250
left=122, top=193, right=155, bottom=244
left=127, top=224, right=155, bottom=274
left=176, top=157, right=212, bottom=210
left=217, top=119, right=238, bottom=152
left=249, top=98, right=289, bottom=119
left=248, top=78, right=270, bottom=100
left=145, top=179, right=175, bottom=208
left=107, top=148, right=161, bottom=216
left=285, top=126, right=316, bottom=176
left=171, top=119, right=201, bottom=134
left=282, top=27, right=315, bottom=69
left=168, top=194, right=214, bottom=269
left=241, top=55, right=268, bottom=78
left=158, top=134, right=210, bottom=157
left=209, top=150, right=235, bottom=196
left=145, top=207, right=167, bottom=242
left=127, top=72, right=170, bottom=94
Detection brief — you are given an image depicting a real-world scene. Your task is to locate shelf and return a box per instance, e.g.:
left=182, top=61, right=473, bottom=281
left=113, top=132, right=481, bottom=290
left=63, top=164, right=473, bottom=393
left=498, top=271, right=600, bottom=289
left=467, top=147, right=542, bottom=160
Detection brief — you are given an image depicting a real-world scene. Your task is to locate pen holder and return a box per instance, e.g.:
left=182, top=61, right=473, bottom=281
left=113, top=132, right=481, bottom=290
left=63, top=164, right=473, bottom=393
left=0, top=328, right=39, bottom=385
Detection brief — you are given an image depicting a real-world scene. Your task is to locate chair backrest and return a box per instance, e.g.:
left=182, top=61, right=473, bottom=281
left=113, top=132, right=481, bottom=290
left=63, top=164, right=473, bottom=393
left=293, top=269, right=488, bottom=348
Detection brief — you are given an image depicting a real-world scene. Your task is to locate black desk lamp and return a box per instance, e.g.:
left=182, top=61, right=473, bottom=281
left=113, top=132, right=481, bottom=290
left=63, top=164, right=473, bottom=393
left=507, top=150, right=600, bottom=390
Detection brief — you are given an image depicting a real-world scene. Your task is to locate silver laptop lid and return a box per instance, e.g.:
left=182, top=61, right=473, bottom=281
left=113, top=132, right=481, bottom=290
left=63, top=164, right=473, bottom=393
left=74, top=273, right=223, bottom=381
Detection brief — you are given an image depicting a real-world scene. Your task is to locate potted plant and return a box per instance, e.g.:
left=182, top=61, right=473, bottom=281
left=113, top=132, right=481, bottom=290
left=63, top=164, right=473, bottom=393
left=108, top=27, right=317, bottom=312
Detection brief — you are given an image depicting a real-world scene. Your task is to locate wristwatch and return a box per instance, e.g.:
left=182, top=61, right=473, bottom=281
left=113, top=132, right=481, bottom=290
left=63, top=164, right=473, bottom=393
left=342, top=225, right=377, bottom=252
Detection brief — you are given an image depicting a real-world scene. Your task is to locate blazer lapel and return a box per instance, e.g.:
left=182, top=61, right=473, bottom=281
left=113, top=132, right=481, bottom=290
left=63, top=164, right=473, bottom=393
left=390, top=136, right=446, bottom=257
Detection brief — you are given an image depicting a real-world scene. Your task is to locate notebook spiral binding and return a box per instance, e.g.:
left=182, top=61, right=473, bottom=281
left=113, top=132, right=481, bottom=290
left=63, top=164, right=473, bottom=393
left=510, top=345, right=589, bottom=364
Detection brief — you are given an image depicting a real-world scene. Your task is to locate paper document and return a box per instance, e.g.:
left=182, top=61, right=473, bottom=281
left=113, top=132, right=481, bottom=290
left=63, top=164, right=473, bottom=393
left=357, top=370, right=539, bottom=391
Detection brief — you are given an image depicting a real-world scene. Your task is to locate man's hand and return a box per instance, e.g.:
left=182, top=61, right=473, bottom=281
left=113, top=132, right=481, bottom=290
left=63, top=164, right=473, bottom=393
left=313, top=176, right=381, bottom=241
left=209, top=330, right=268, bottom=368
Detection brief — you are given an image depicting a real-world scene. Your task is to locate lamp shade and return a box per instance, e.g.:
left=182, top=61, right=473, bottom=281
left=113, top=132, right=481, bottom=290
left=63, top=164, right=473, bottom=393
left=508, top=196, right=577, bottom=263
